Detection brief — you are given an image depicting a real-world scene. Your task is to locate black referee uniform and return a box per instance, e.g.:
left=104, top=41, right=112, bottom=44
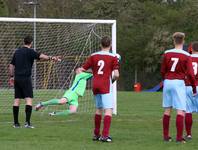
left=11, top=47, right=40, bottom=98
left=10, top=46, right=40, bottom=127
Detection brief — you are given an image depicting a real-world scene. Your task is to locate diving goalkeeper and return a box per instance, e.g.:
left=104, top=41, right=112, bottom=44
left=35, top=71, right=92, bottom=116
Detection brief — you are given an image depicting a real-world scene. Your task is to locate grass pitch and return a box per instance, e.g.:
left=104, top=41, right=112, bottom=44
left=1, top=92, right=198, bottom=150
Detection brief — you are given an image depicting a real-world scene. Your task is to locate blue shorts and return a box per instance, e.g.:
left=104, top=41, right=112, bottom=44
left=94, top=92, right=113, bottom=109
left=186, top=86, right=198, bottom=113
left=163, top=79, right=186, bottom=111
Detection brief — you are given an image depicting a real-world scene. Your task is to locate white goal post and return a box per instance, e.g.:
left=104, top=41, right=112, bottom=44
left=0, top=17, right=117, bottom=114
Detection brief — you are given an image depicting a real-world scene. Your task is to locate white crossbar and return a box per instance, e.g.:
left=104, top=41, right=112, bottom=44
left=0, top=17, right=116, bottom=24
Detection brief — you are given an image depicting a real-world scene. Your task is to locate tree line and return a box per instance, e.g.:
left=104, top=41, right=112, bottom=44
left=1, top=0, right=198, bottom=90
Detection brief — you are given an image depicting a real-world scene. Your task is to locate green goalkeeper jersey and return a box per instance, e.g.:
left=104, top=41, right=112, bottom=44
left=69, top=72, right=93, bottom=96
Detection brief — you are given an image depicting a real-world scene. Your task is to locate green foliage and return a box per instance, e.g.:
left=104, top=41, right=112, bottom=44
left=3, top=0, right=198, bottom=90
left=116, top=0, right=198, bottom=89
left=0, top=0, right=8, bottom=16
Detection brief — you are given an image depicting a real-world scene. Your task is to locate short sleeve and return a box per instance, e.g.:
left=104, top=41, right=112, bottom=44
left=10, top=53, right=16, bottom=65
left=31, top=49, right=41, bottom=60
left=112, top=56, right=119, bottom=70
left=82, top=56, right=92, bottom=70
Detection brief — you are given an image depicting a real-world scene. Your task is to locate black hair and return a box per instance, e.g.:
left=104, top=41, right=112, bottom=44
left=24, top=35, right=33, bottom=45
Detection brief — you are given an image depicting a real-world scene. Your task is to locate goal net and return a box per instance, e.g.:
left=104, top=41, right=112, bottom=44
left=0, top=18, right=117, bottom=115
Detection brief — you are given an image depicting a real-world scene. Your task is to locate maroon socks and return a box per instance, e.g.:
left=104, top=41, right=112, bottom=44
left=176, top=115, right=184, bottom=141
left=185, top=113, right=192, bottom=136
left=94, top=114, right=102, bottom=136
left=163, top=114, right=170, bottom=139
left=94, top=114, right=112, bottom=137
left=102, top=115, right=112, bottom=137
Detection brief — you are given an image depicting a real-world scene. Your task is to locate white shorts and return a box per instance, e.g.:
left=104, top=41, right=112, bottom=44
left=163, top=79, right=187, bottom=111
left=94, top=92, right=113, bottom=109
left=186, top=86, right=198, bottom=113
left=94, top=81, right=114, bottom=109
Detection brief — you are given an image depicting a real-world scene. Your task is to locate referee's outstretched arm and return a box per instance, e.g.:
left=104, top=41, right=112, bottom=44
left=39, top=54, right=61, bottom=62
left=9, top=54, right=61, bottom=79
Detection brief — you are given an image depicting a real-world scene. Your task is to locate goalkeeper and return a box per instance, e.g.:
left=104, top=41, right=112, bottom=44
left=35, top=71, right=92, bottom=116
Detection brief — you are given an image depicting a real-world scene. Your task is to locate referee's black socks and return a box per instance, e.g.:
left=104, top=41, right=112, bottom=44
left=25, top=105, right=32, bottom=125
left=13, top=106, right=19, bottom=124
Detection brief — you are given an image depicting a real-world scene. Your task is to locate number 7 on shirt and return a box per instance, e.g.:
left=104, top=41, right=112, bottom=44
left=171, top=58, right=179, bottom=72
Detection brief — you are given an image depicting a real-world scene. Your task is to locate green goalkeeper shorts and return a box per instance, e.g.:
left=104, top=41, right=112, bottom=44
left=63, top=90, right=78, bottom=106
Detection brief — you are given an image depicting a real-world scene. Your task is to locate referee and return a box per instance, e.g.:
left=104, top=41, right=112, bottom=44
left=9, top=35, right=60, bottom=128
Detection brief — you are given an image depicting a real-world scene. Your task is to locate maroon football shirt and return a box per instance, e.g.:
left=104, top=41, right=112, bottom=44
left=161, top=49, right=196, bottom=93
left=185, top=54, right=198, bottom=86
left=83, top=51, right=119, bottom=95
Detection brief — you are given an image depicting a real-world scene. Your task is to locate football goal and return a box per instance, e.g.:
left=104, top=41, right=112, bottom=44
left=0, top=17, right=117, bottom=115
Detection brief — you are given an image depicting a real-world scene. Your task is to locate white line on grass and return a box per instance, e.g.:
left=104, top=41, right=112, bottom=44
left=0, top=119, right=79, bottom=125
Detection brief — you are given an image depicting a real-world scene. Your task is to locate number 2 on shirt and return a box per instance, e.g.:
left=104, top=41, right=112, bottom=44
left=98, top=60, right=105, bottom=75
left=170, top=58, right=179, bottom=72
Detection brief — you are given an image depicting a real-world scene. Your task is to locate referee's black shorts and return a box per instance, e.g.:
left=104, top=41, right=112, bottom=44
left=14, top=77, right=33, bottom=99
